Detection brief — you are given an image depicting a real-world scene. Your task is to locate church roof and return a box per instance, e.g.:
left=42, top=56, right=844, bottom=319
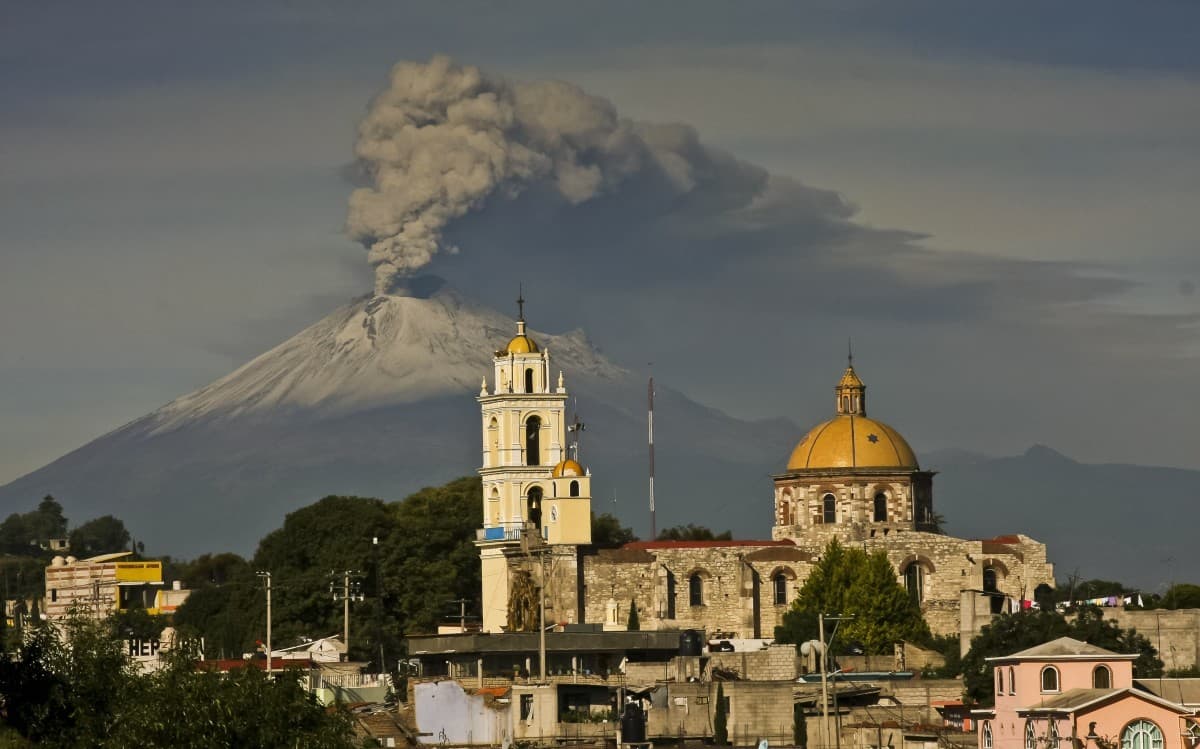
left=787, top=415, right=918, bottom=471
left=623, top=540, right=795, bottom=550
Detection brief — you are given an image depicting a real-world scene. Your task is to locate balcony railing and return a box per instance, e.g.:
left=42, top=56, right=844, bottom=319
left=476, top=522, right=527, bottom=542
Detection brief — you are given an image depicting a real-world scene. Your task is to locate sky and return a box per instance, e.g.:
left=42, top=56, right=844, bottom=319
left=2, top=1, right=1199, bottom=485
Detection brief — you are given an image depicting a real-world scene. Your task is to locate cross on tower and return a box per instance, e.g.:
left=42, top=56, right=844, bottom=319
left=517, top=284, right=525, bottom=322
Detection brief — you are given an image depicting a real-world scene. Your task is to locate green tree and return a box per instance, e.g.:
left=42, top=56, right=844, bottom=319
left=627, top=598, right=639, bottom=631
left=775, top=540, right=928, bottom=654
left=960, top=607, right=1163, bottom=705
left=0, top=615, right=357, bottom=748
left=656, top=524, right=732, bottom=541
left=713, top=683, right=728, bottom=745
left=591, top=512, right=637, bottom=547
left=0, top=513, right=33, bottom=555
left=68, top=515, right=131, bottom=557
left=1161, top=584, right=1200, bottom=609
left=29, top=496, right=68, bottom=544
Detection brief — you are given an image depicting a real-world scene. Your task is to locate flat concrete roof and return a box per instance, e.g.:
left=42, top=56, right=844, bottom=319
left=406, top=630, right=686, bottom=656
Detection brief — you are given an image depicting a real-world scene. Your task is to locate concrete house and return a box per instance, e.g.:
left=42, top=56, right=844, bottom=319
left=974, top=638, right=1198, bottom=749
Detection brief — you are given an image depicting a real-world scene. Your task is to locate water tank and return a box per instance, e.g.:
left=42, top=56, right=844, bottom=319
left=621, top=702, right=646, bottom=744
left=679, top=629, right=704, bottom=656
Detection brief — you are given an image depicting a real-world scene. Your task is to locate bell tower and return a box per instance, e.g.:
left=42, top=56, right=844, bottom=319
left=475, top=292, right=592, bottom=632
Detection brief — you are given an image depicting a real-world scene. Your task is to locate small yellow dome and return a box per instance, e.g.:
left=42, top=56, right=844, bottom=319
left=786, top=415, right=918, bottom=471
left=505, top=334, right=540, bottom=354
left=552, top=459, right=584, bottom=478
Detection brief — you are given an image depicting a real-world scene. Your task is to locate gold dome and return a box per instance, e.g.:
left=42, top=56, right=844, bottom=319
left=787, top=415, right=918, bottom=471
left=552, top=459, right=584, bottom=478
left=505, top=334, right=540, bottom=354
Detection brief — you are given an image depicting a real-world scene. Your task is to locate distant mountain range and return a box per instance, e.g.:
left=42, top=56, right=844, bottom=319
left=0, top=279, right=1193, bottom=589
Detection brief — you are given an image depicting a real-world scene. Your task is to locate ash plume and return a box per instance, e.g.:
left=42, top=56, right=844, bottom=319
left=347, top=55, right=768, bottom=295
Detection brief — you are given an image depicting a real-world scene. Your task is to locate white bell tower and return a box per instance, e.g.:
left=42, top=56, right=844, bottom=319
left=475, top=292, right=592, bottom=632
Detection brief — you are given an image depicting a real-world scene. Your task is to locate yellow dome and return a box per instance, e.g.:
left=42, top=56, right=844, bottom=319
left=505, top=334, right=540, bottom=354
left=786, top=415, right=919, bottom=471
left=552, top=459, right=584, bottom=478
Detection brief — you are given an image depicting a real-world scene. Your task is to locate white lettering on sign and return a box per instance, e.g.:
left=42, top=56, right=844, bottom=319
left=127, top=639, right=160, bottom=658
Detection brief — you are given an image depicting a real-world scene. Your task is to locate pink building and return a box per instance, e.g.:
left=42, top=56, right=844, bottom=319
left=975, top=638, right=1198, bottom=749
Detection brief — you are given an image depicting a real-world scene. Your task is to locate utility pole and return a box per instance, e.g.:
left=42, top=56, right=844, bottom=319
left=819, top=614, right=828, bottom=749
left=256, top=571, right=272, bottom=673
left=538, top=550, right=547, bottom=682
left=820, top=614, right=854, bottom=749
left=330, top=570, right=364, bottom=659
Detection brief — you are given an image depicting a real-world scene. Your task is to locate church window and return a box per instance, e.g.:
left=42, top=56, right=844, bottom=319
left=525, top=367, right=534, bottom=394
left=983, top=723, right=993, bottom=749
left=773, top=573, right=788, bottom=605
left=822, top=494, right=836, bottom=524
left=874, top=493, right=888, bottom=522
left=997, top=669, right=1004, bottom=695
left=689, top=574, right=704, bottom=606
left=1093, top=665, right=1111, bottom=689
left=1121, top=720, right=1163, bottom=749
left=525, top=416, right=541, bottom=466
left=569, top=480, right=580, bottom=497
left=904, top=563, right=923, bottom=605
left=666, top=572, right=677, bottom=619
left=527, top=486, right=543, bottom=528
left=1041, top=666, right=1060, bottom=693
left=1008, top=666, right=1015, bottom=694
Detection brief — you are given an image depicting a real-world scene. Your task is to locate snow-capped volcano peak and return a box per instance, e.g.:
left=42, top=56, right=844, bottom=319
left=147, top=279, right=626, bottom=433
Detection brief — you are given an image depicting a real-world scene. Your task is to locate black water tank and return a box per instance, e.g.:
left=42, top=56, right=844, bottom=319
left=679, top=629, right=703, bottom=656
left=621, top=703, right=646, bottom=744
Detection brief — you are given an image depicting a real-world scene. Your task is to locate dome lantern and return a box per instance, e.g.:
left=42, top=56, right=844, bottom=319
left=836, top=345, right=866, bottom=416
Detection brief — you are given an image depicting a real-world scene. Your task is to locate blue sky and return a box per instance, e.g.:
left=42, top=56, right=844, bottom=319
left=2, top=1, right=1198, bottom=483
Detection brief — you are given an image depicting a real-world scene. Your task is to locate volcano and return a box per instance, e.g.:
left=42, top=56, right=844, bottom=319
left=0, top=279, right=799, bottom=557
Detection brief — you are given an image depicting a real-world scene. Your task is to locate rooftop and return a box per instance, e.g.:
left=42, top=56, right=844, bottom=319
left=405, top=629, right=685, bottom=656
left=987, top=637, right=1134, bottom=662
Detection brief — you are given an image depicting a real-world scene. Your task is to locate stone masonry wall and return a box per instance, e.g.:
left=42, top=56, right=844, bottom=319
left=1096, top=608, right=1200, bottom=671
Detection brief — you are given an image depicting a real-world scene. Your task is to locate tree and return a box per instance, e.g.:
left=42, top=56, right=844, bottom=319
left=713, top=683, right=728, bottom=745
left=656, top=524, right=732, bottom=541
left=591, top=512, right=637, bottom=547
left=627, top=598, right=640, bottom=631
left=174, top=476, right=483, bottom=664
left=29, top=496, right=68, bottom=543
left=775, top=540, right=929, bottom=654
left=0, top=614, right=357, bottom=748
left=68, top=516, right=131, bottom=557
left=960, top=607, right=1163, bottom=704
left=1161, top=584, right=1200, bottom=610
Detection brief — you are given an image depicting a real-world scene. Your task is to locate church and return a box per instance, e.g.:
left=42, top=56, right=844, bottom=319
left=474, top=303, right=1055, bottom=644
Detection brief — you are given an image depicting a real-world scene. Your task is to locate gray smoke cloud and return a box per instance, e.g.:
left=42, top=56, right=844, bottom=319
left=347, top=55, right=768, bottom=295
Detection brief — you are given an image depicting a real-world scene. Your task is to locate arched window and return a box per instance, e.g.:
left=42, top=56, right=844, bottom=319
left=666, top=572, right=677, bottom=619
left=904, top=564, right=923, bottom=605
left=997, top=669, right=1005, bottom=695
left=983, top=723, right=993, bottom=749
left=1093, top=665, right=1111, bottom=689
left=983, top=567, right=1003, bottom=615
left=822, top=494, right=836, bottom=524
left=569, top=480, right=580, bottom=497
left=689, top=574, right=704, bottom=606
left=527, top=486, right=543, bottom=528
left=1008, top=666, right=1016, bottom=695
left=1041, top=666, right=1060, bottom=693
left=1120, top=720, right=1163, bottom=749
left=873, top=493, right=888, bottom=522
left=1026, top=721, right=1038, bottom=749
left=773, top=573, right=788, bottom=605
left=525, top=415, right=541, bottom=466
left=524, top=367, right=534, bottom=394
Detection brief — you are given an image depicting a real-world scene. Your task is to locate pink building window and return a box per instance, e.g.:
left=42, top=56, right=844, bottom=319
left=1120, top=720, right=1163, bottom=749
left=1093, top=665, right=1111, bottom=689
left=982, top=722, right=993, bottom=749
left=1008, top=666, right=1016, bottom=694
left=1040, top=666, right=1060, bottom=693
